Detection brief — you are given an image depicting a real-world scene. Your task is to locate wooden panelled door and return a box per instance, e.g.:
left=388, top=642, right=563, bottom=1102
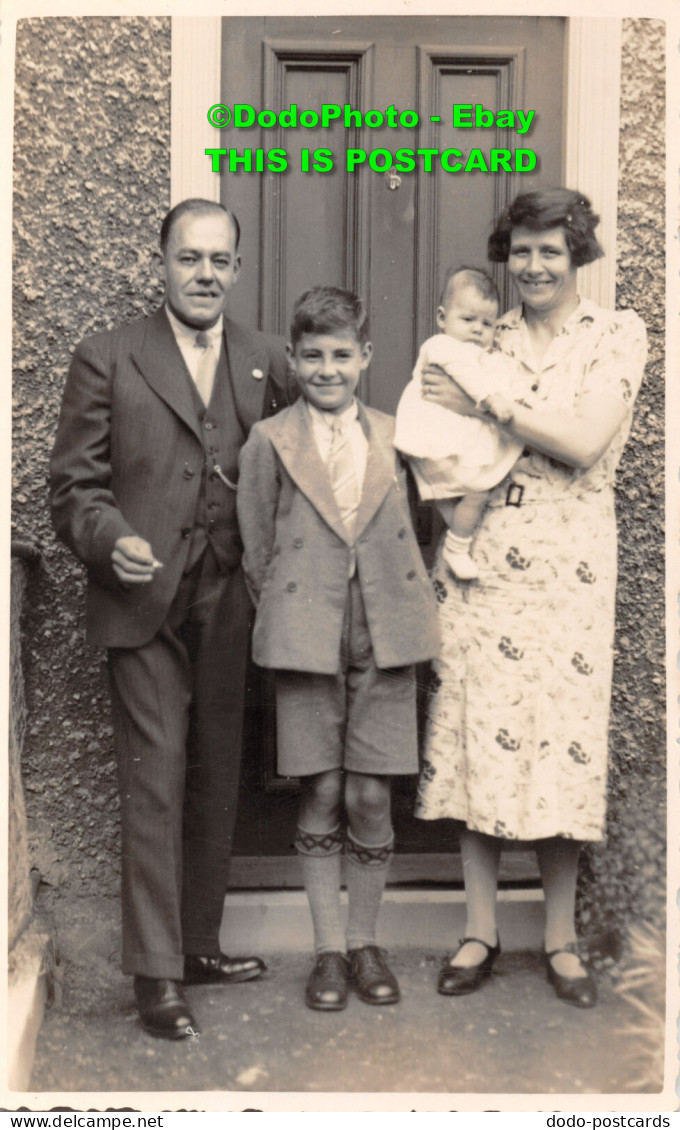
left=222, top=16, right=565, bottom=887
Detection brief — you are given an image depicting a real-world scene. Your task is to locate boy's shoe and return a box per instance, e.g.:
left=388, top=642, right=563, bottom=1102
left=305, top=951, right=350, bottom=1011
left=348, top=945, right=400, bottom=1005
left=442, top=546, right=480, bottom=580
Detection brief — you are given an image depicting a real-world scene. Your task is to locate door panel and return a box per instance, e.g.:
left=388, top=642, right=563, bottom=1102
left=222, top=16, right=563, bottom=885
left=259, top=41, right=373, bottom=333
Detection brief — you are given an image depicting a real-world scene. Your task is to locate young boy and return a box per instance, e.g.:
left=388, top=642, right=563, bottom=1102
left=237, top=286, right=439, bottom=1011
left=394, top=267, right=523, bottom=579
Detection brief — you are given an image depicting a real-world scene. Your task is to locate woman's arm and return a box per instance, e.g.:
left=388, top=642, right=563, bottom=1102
left=423, top=309, right=647, bottom=470
left=422, top=368, right=628, bottom=470
left=502, top=392, right=628, bottom=470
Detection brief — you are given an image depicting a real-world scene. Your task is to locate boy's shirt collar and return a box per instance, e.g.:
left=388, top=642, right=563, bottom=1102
left=306, top=398, right=359, bottom=431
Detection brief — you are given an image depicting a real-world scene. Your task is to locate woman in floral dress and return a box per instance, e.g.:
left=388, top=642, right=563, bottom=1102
left=415, top=188, right=647, bottom=1007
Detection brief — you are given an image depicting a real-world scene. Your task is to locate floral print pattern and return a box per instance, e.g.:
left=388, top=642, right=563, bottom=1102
left=415, top=299, right=647, bottom=842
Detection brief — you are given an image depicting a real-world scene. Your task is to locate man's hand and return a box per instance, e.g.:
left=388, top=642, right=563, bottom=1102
left=112, top=536, right=163, bottom=585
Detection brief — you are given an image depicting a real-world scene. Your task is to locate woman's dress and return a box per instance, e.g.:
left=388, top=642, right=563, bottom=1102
left=415, top=298, right=647, bottom=842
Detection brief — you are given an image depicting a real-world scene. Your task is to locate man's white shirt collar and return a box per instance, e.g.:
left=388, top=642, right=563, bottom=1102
left=165, top=305, right=224, bottom=347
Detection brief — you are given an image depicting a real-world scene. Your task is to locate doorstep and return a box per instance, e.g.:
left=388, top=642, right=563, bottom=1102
left=8, top=963, right=47, bottom=1092
left=8, top=920, right=54, bottom=1093
left=219, top=887, right=545, bottom=954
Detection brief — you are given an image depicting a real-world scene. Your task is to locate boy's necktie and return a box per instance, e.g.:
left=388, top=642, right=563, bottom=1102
left=194, top=330, right=217, bottom=406
left=328, top=418, right=360, bottom=541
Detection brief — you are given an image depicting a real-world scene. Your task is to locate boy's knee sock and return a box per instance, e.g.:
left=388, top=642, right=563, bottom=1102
left=345, top=830, right=395, bottom=951
left=295, top=825, right=345, bottom=955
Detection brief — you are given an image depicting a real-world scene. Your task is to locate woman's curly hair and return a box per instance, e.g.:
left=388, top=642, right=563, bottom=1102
left=488, top=187, right=604, bottom=268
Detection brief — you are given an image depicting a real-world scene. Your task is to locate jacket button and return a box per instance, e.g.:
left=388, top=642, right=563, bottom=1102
left=183, top=466, right=194, bottom=479
left=286, top=581, right=297, bottom=592
left=293, top=537, right=303, bottom=548
left=406, top=570, right=416, bottom=580
left=204, top=421, right=214, bottom=431
left=398, top=527, right=407, bottom=539
left=181, top=527, right=192, bottom=539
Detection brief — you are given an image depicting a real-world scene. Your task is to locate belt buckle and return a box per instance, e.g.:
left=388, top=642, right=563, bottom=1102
left=505, top=482, right=524, bottom=508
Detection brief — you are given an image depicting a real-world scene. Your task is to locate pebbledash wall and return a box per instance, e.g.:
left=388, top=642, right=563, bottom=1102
left=11, top=18, right=666, bottom=941
left=13, top=16, right=171, bottom=898
left=577, top=18, right=666, bottom=940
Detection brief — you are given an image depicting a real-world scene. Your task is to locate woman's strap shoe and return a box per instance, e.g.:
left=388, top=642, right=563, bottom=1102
left=544, top=943, right=598, bottom=1009
left=437, top=936, right=501, bottom=996
left=305, top=951, right=350, bottom=1011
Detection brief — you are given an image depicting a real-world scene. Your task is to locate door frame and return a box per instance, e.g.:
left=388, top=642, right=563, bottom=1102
left=168, top=14, right=622, bottom=887
left=170, top=15, right=622, bottom=308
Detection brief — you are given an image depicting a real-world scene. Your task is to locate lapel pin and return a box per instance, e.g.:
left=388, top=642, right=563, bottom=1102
left=251, top=367, right=264, bottom=380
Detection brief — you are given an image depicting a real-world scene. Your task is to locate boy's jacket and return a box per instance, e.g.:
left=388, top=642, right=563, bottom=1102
left=238, top=398, right=440, bottom=674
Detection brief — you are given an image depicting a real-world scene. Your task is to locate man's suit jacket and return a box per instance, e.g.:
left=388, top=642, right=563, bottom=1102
left=50, top=307, right=289, bottom=649
left=237, top=398, right=440, bottom=674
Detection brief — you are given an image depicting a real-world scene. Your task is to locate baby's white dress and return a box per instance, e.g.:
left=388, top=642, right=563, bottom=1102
left=394, top=334, right=523, bottom=498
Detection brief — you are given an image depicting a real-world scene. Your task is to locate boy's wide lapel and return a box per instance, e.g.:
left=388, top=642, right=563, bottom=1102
left=354, top=405, right=397, bottom=540
left=271, top=400, right=352, bottom=544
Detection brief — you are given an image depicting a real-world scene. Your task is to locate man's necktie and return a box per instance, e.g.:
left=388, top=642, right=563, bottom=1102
left=194, top=330, right=217, bottom=406
left=327, top=419, right=360, bottom=541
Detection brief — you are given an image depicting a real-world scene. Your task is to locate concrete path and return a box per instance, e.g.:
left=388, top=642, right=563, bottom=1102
left=27, top=917, right=663, bottom=1105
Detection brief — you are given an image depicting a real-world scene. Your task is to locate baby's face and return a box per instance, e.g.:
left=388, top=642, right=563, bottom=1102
left=436, top=285, right=497, bottom=349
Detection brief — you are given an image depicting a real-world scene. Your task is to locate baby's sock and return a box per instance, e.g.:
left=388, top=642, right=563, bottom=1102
left=443, top=530, right=479, bottom=580
left=295, top=825, right=345, bottom=954
left=345, top=830, right=394, bottom=951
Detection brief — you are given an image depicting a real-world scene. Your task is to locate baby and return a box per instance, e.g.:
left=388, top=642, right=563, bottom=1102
left=394, top=267, right=523, bottom=579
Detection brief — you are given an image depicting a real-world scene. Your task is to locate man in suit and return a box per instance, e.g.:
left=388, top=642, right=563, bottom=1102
left=50, top=199, right=290, bottom=1039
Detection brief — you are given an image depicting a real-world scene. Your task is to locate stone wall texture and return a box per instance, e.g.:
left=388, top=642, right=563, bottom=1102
left=13, top=16, right=171, bottom=895
left=578, top=17, right=666, bottom=942
left=12, top=17, right=666, bottom=941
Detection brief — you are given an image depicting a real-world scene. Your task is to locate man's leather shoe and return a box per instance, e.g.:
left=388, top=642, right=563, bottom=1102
left=305, top=951, right=350, bottom=1011
left=545, top=943, right=598, bottom=1008
left=134, top=976, right=198, bottom=1040
left=437, top=936, right=501, bottom=996
left=348, top=945, right=400, bottom=1005
left=183, top=953, right=266, bottom=985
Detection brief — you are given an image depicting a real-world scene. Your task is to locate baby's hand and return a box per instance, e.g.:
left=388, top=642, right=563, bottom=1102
left=482, top=392, right=514, bottom=424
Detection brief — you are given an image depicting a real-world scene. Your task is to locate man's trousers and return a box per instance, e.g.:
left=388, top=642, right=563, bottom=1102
left=108, top=548, right=252, bottom=979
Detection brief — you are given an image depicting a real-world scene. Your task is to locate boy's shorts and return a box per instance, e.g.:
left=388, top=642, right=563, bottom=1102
left=275, top=576, right=419, bottom=778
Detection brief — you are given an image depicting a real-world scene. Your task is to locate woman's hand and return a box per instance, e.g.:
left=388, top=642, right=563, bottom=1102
left=421, top=366, right=487, bottom=419
left=482, top=391, right=515, bottom=424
